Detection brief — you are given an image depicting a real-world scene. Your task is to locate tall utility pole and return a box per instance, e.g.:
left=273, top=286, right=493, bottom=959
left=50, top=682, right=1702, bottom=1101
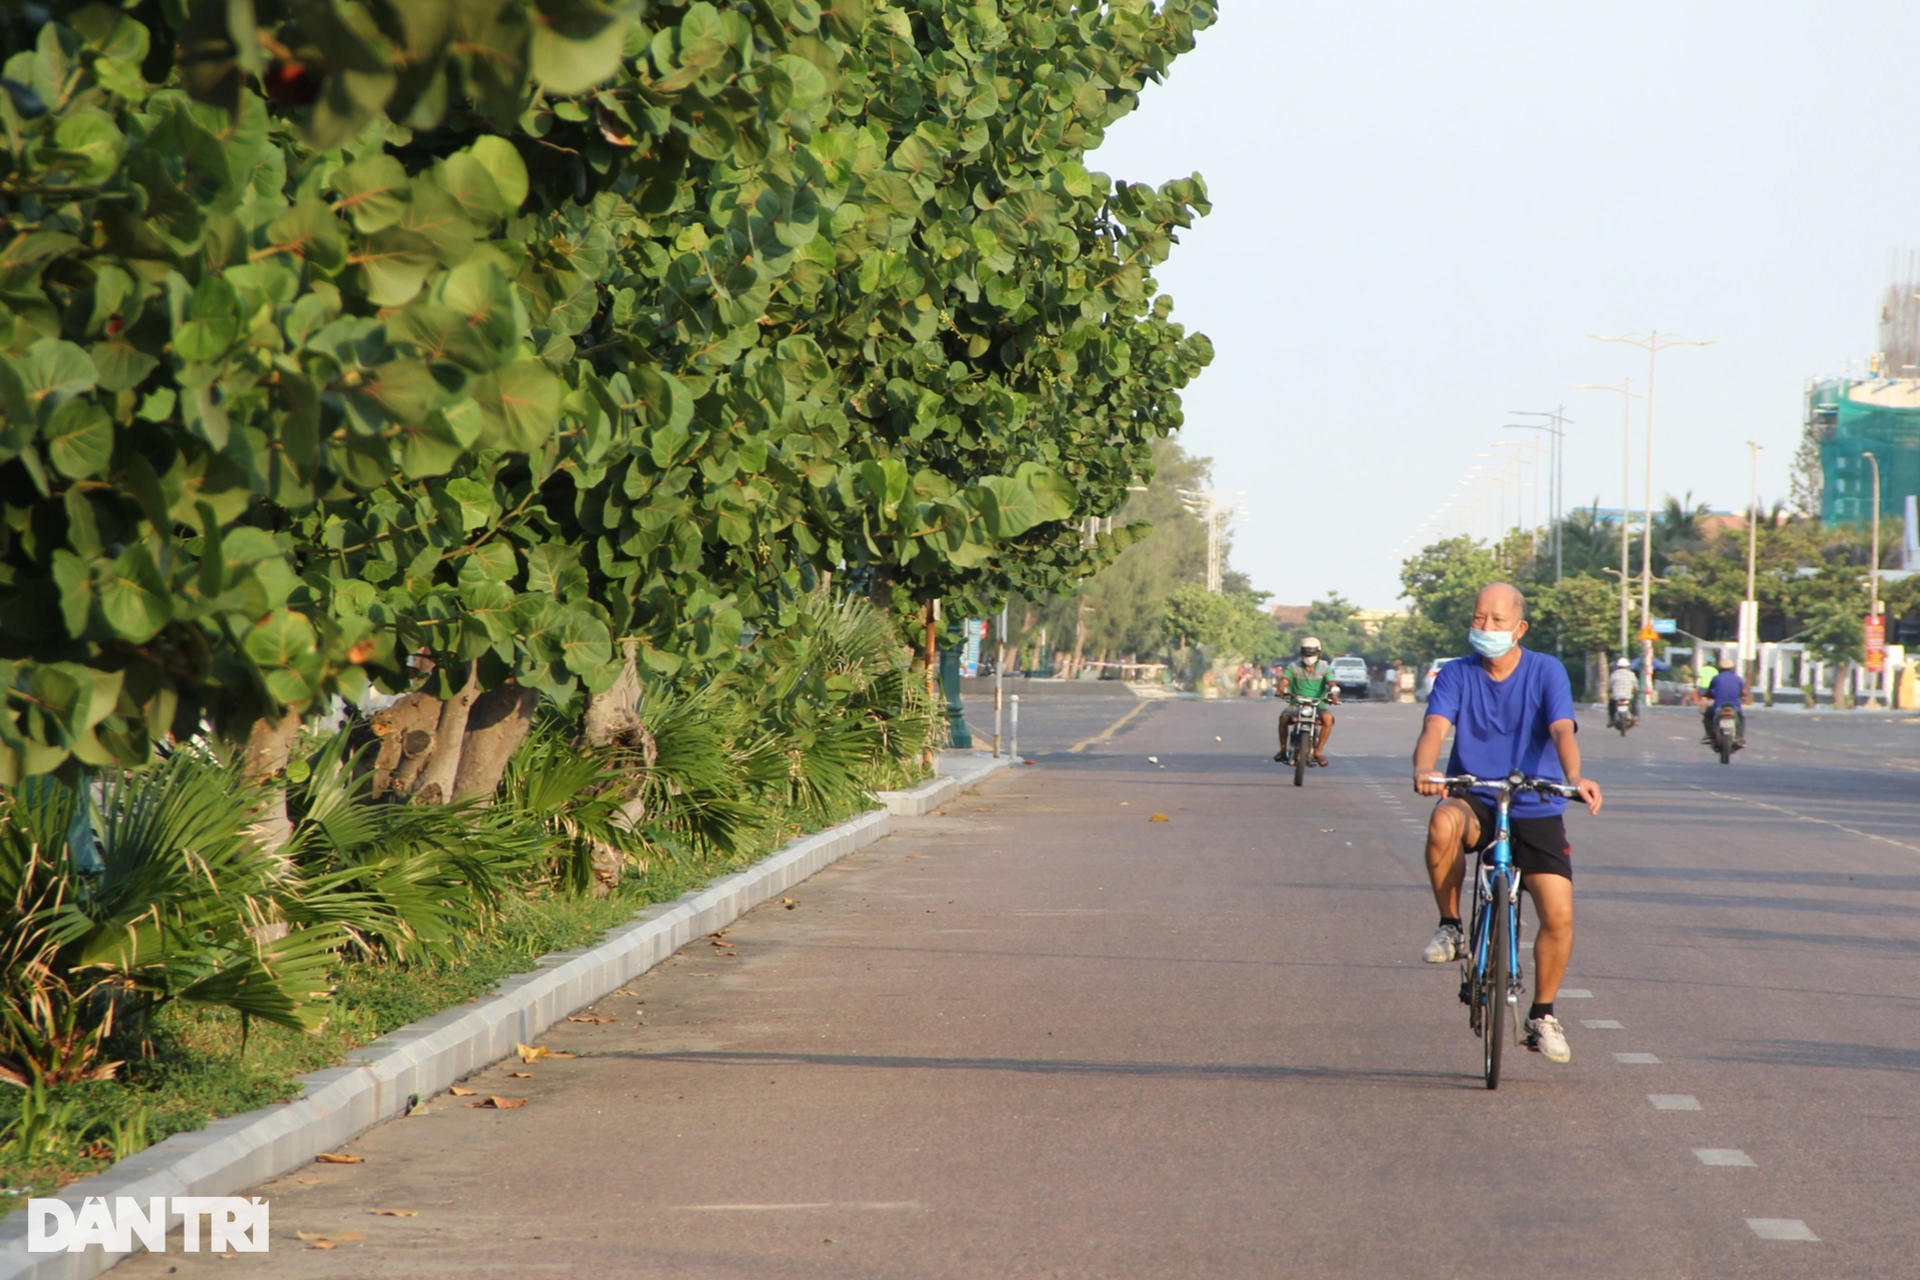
left=1177, top=489, right=1245, bottom=593
left=1741, top=442, right=1762, bottom=686
left=1507, top=408, right=1573, bottom=581
left=1574, top=379, right=1641, bottom=655
left=1864, top=450, right=1883, bottom=709
left=1587, top=332, right=1718, bottom=698
left=1864, top=450, right=1882, bottom=620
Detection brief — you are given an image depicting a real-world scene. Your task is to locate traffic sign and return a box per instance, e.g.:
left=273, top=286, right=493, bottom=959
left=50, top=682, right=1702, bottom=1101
left=1865, top=613, right=1886, bottom=673
left=1653, top=618, right=1677, bottom=635
left=1636, top=623, right=1658, bottom=642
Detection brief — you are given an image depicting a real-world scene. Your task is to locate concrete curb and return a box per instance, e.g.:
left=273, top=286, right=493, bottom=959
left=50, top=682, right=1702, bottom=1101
left=0, top=753, right=1011, bottom=1280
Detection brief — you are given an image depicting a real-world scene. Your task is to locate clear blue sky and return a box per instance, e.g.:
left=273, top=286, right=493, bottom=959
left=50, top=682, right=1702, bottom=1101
left=1092, top=1, right=1920, bottom=610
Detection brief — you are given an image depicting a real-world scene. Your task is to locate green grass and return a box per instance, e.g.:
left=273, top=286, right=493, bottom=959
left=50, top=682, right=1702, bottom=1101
left=0, top=799, right=896, bottom=1202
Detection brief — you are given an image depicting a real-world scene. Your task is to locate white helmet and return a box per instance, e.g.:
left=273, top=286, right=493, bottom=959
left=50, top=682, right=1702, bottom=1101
left=1299, top=636, right=1322, bottom=654
left=1615, top=658, right=1631, bottom=669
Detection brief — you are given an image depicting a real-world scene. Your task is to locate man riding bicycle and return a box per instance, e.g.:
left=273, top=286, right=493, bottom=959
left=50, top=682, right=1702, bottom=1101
left=1411, top=583, right=1602, bottom=1064
left=1275, top=637, right=1339, bottom=767
left=1607, top=657, right=1639, bottom=727
left=1701, top=663, right=1748, bottom=747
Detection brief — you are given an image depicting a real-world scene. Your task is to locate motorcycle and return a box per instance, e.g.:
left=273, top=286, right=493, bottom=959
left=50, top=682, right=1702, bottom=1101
left=1710, top=703, right=1741, bottom=765
left=1608, top=697, right=1636, bottom=736
left=1281, top=698, right=1327, bottom=788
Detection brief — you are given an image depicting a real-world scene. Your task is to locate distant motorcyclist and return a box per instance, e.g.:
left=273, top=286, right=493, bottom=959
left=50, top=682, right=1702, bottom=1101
left=1701, top=665, right=1749, bottom=747
left=1276, top=637, right=1339, bottom=767
left=1693, top=658, right=1718, bottom=707
left=1607, top=657, right=1639, bottom=727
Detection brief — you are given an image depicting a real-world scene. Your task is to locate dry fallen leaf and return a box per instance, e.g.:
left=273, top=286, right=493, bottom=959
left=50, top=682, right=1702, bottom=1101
left=516, top=1043, right=548, bottom=1063
left=548, top=1050, right=577, bottom=1058
left=1149, top=813, right=1170, bottom=822
left=690, top=972, right=715, bottom=977
left=709, top=939, right=730, bottom=948
left=612, top=989, right=636, bottom=996
left=1320, top=828, right=1336, bottom=833
left=370, top=1209, right=420, bottom=1217
left=448, top=1085, right=476, bottom=1096
left=508, top=1071, right=532, bottom=1078
left=315, top=1152, right=363, bottom=1164
left=306, top=1240, right=336, bottom=1250
left=295, top=1178, right=322, bottom=1186
left=468, top=1096, right=528, bottom=1109
left=296, top=1231, right=326, bottom=1241
left=780, top=897, right=798, bottom=909
left=568, top=1015, right=616, bottom=1024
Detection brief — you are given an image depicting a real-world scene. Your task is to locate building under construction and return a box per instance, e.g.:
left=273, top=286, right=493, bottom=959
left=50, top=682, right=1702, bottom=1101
left=1806, top=259, right=1920, bottom=524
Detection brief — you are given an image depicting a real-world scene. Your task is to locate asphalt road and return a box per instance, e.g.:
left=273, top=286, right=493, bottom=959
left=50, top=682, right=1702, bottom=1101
left=115, top=695, right=1920, bottom=1278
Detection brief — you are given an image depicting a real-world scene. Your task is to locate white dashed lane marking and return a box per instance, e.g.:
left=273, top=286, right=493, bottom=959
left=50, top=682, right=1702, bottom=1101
left=1746, top=1219, right=1818, bottom=1242
left=1580, top=1019, right=1624, bottom=1029
left=1615, top=1053, right=1661, bottom=1064
left=1558, top=989, right=1593, bottom=998
left=1649, top=1094, right=1701, bottom=1110
left=1694, top=1149, right=1755, bottom=1167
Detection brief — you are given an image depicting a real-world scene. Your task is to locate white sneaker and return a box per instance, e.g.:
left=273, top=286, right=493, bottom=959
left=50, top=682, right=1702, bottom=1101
left=1526, top=1014, right=1571, bottom=1063
left=1422, top=923, right=1465, bottom=964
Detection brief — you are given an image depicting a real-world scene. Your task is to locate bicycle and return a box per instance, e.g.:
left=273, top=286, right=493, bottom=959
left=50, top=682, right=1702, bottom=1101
left=1432, top=771, right=1581, bottom=1090
left=1281, top=696, right=1329, bottom=787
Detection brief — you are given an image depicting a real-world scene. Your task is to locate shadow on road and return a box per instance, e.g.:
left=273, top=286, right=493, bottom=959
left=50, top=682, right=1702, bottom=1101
left=1578, top=865, right=1920, bottom=893
left=1708, top=1039, right=1920, bottom=1074
left=1688, top=925, right=1920, bottom=954
left=624, top=1048, right=1469, bottom=1089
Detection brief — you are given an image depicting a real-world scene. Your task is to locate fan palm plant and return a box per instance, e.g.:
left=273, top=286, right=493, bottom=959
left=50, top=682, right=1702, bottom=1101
left=0, top=755, right=342, bottom=1087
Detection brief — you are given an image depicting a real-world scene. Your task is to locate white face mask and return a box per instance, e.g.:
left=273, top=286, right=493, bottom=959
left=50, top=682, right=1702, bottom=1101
left=1468, top=628, right=1514, bottom=659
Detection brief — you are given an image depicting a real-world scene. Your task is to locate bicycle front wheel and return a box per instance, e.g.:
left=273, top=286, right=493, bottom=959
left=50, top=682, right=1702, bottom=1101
left=1484, top=871, right=1511, bottom=1090
left=1293, top=724, right=1307, bottom=787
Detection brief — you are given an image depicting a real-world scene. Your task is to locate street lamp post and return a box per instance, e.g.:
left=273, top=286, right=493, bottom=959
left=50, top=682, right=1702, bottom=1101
left=1864, top=450, right=1882, bottom=709
left=1507, top=409, right=1572, bottom=581
left=1573, top=379, right=1642, bottom=658
left=1587, top=332, right=1719, bottom=699
left=1863, top=450, right=1882, bottom=618
left=1742, top=442, right=1762, bottom=691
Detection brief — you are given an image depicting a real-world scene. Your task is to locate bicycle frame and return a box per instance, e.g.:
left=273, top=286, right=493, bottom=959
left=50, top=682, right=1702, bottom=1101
left=1469, top=791, right=1524, bottom=1018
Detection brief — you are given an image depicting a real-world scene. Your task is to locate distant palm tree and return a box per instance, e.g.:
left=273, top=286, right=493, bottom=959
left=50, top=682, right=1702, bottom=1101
left=1555, top=502, right=1624, bottom=578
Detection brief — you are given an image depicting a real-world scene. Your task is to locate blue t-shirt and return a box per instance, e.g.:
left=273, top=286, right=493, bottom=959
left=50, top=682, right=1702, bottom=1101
left=1706, top=669, right=1745, bottom=708
left=1426, top=648, right=1577, bottom=817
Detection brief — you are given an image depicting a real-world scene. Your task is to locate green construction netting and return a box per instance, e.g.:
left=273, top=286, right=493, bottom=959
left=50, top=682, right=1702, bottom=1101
left=1822, top=386, right=1920, bottom=524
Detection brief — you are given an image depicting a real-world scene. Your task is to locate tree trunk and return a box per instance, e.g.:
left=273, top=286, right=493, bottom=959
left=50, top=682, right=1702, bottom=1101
left=1069, top=597, right=1089, bottom=679
left=583, top=642, right=644, bottom=749
left=410, top=664, right=480, bottom=803
left=240, top=712, right=301, bottom=856
left=451, top=684, right=540, bottom=801
left=369, top=693, right=443, bottom=797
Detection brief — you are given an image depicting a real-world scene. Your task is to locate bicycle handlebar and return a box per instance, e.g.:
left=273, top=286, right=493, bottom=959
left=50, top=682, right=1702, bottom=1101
left=1426, top=772, right=1579, bottom=799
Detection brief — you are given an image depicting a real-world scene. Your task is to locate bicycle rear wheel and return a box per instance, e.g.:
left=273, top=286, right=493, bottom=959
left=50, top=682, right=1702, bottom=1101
left=1484, top=871, right=1511, bottom=1090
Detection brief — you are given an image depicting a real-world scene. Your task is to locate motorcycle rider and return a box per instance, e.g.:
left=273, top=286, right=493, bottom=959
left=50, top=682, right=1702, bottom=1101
left=1275, top=637, right=1339, bottom=767
left=1701, top=663, right=1749, bottom=748
left=1607, top=657, right=1639, bottom=728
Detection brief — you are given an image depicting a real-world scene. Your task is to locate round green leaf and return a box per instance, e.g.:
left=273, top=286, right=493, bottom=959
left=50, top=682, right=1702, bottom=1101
left=468, top=137, right=529, bottom=212
left=42, top=398, right=113, bottom=479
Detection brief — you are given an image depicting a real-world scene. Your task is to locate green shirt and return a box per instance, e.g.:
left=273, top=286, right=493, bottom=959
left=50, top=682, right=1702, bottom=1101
left=1284, top=659, right=1334, bottom=701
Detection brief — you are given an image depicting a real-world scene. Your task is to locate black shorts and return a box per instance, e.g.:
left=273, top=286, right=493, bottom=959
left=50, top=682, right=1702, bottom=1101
left=1462, top=795, right=1572, bottom=881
